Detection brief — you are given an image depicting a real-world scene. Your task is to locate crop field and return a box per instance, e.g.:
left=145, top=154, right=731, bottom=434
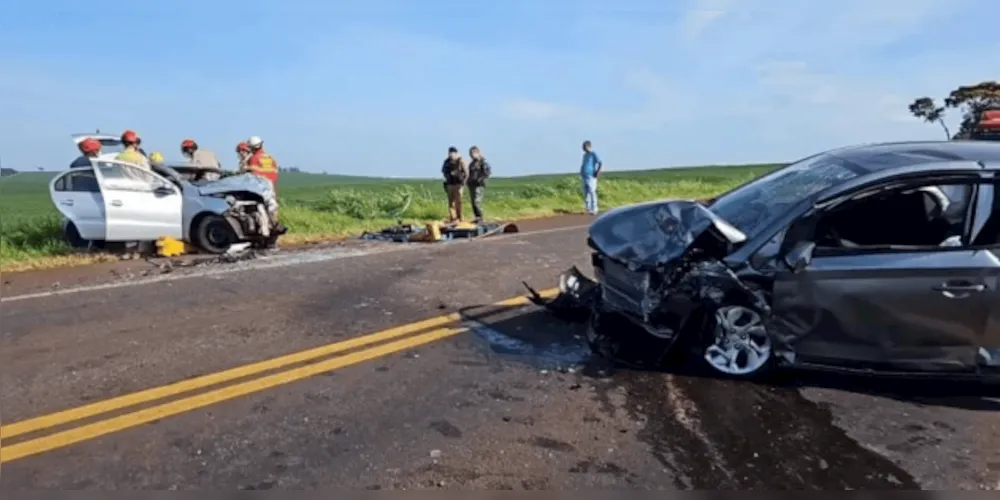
left=0, top=164, right=780, bottom=271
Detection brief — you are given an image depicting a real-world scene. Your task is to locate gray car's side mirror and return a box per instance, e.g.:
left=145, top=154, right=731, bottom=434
left=783, top=241, right=816, bottom=273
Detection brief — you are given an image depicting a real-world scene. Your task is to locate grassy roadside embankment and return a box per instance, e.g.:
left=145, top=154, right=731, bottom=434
left=0, top=164, right=780, bottom=272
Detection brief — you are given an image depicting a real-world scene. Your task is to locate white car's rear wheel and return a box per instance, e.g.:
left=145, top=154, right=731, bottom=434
left=63, top=222, right=88, bottom=249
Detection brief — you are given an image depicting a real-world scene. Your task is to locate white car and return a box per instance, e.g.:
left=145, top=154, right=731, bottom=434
left=50, top=159, right=282, bottom=254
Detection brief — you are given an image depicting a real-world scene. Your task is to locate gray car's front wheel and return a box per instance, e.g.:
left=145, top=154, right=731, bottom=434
left=701, top=304, right=773, bottom=378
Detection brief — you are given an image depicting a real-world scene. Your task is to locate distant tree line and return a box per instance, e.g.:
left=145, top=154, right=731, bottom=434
left=908, top=81, right=1000, bottom=139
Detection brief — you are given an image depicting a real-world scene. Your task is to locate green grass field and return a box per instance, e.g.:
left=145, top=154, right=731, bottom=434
left=0, top=164, right=781, bottom=271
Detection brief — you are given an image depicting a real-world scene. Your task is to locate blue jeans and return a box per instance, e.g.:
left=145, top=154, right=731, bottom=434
left=581, top=176, right=598, bottom=214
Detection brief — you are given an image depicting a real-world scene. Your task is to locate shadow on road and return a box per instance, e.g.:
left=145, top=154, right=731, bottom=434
left=460, top=300, right=1000, bottom=412
left=456, top=301, right=933, bottom=489
left=610, top=344, right=1000, bottom=412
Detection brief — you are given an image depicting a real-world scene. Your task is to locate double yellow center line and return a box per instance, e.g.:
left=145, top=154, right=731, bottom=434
left=0, top=289, right=556, bottom=464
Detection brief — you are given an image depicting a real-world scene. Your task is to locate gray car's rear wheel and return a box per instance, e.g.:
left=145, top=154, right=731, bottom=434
left=193, top=214, right=237, bottom=254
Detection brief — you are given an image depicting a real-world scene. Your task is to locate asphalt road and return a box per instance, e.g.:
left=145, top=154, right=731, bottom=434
left=1, top=220, right=999, bottom=490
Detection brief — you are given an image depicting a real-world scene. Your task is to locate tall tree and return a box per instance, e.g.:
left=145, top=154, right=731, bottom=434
left=907, top=97, right=950, bottom=138
left=945, top=81, right=1000, bottom=139
left=908, top=81, right=1000, bottom=139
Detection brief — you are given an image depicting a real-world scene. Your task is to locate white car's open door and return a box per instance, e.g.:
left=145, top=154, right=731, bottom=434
left=91, top=159, right=184, bottom=241
left=49, top=165, right=107, bottom=240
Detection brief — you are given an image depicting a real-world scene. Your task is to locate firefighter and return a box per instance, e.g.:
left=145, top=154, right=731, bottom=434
left=136, top=136, right=148, bottom=159
left=116, top=130, right=150, bottom=168
left=441, top=146, right=468, bottom=222
left=181, top=138, right=222, bottom=168
left=149, top=151, right=166, bottom=167
left=236, top=141, right=251, bottom=172
left=180, top=138, right=222, bottom=180
left=70, top=138, right=102, bottom=168
left=245, top=136, right=279, bottom=188
left=244, top=135, right=287, bottom=238
left=466, top=145, right=492, bottom=222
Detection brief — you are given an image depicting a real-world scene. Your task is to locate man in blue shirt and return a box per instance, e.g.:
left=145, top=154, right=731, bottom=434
left=579, top=140, right=603, bottom=214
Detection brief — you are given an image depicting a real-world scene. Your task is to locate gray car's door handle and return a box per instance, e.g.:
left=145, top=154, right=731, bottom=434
left=59, top=200, right=74, bottom=206
left=110, top=199, right=123, bottom=207
left=932, top=283, right=986, bottom=292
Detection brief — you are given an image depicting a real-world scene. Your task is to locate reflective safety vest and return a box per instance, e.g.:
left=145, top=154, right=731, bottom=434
left=116, top=148, right=149, bottom=168
left=248, top=150, right=279, bottom=184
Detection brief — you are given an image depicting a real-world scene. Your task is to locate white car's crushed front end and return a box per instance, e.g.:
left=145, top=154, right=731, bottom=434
left=195, top=173, right=282, bottom=244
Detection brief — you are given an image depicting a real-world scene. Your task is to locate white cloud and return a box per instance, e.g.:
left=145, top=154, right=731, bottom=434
left=678, top=0, right=730, bottom=41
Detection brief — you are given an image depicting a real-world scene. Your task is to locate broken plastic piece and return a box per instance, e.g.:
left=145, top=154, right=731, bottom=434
left=226, top=242, right=252, bottom=255
left=523, top=266, right=599, bottom=323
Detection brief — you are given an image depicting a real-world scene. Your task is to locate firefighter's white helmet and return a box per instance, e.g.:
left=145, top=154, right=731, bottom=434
left=247, top=136, right=264, bottom=149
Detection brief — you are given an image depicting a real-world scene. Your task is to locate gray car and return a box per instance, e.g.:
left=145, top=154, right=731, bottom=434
left=527, top=140, right=1000, bottom=381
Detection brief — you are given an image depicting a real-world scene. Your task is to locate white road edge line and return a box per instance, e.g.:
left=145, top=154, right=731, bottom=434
left=0, top=224, right=590, bottom=303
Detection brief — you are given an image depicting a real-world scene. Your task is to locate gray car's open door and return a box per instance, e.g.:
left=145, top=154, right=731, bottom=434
left=770, top=178, right=993, bottom=374
left=971, top=178, right=1000, bottom=374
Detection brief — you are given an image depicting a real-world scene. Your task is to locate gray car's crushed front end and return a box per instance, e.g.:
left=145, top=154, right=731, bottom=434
left=526, top=200, right=769, bottom=363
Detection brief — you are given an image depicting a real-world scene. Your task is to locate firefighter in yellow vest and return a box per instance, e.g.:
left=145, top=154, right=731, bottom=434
left=115, top=130, right=150, bottom=169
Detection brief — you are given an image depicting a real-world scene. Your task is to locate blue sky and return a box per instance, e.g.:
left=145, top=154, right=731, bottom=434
left=1, top=0, right=997, bottom=176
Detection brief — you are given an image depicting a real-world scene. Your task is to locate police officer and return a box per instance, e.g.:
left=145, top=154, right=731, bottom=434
left=115, top=130, right=150, bottom=168
left=441, top=146, right=468, bottom=222
left=466, top=146, right=492, bottom=222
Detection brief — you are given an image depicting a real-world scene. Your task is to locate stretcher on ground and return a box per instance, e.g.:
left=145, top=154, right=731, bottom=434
left=360, top=220, right=519, bottom=243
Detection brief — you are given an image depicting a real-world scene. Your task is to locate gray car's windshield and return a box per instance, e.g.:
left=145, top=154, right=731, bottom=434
left=708, top=153, right=863, bottom=237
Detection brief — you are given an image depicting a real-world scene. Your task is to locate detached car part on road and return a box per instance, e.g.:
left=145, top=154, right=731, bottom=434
left=50, top=158, right=282, bottom=254
left=527, top=140, right=1000, bottom=381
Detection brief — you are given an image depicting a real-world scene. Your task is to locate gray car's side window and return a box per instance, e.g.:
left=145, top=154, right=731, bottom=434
left=806, top=179, right=981, bottom=254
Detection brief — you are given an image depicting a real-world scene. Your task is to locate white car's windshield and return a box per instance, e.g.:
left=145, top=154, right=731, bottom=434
left=708, top=153, right=863, bottom=237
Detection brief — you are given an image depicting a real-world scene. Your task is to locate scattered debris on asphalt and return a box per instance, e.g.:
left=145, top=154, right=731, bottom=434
left=361, top=221, right=518, bottom=243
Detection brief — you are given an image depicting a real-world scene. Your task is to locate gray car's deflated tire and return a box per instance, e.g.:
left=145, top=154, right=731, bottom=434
left=193, top=214, right=237, bottom=254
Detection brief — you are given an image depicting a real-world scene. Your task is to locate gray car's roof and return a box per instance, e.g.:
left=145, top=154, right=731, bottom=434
left=826, top=140, right=1000, bottom=172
